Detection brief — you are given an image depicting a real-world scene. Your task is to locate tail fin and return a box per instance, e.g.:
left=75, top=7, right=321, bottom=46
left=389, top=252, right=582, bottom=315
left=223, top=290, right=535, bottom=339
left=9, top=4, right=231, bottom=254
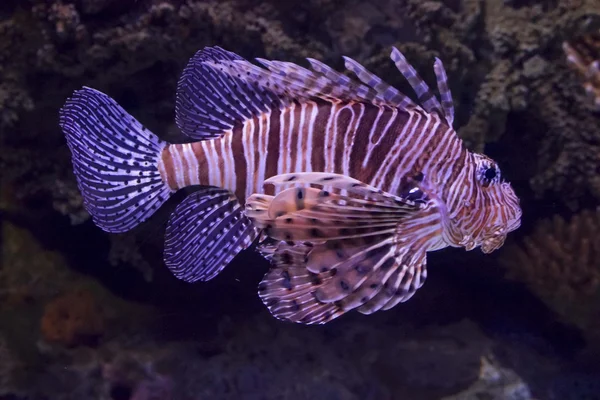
left=59, top=87, right=174, bottom=233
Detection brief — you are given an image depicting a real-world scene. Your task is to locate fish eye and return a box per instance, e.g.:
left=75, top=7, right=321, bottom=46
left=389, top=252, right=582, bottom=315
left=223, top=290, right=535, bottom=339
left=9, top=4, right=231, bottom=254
left=484, top=167, right=497, bottom=181
left=479, top=164, right=501, bottom=187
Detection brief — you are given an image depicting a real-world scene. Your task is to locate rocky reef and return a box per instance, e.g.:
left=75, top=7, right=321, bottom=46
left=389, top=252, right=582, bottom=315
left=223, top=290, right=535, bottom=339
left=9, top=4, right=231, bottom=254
left=1, top=0, right=600, bottom=399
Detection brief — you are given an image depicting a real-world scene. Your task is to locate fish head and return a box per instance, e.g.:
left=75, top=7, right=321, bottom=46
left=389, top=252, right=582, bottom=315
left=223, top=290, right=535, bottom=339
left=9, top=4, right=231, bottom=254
left=453, top=153, right=522, bottom=253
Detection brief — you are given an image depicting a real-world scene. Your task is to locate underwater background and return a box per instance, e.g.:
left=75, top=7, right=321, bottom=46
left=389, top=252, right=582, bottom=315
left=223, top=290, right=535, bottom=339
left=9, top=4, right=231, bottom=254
left=1, top=0, right=600, bottom=399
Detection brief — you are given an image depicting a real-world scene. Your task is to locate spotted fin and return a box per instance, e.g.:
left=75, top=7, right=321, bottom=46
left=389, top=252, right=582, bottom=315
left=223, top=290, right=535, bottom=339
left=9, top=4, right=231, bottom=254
left=358, top=249, right=427, bottom=314
left=245, top=173, right=422, bottom=242
left=257, top=235, right=429, bottom=325
left=258, top=241, right=345, bottom=324
left=164, top=187, right=258, bottom=282
left=263, top=172, right=421, bottom=207
left=250, top=173, right=440, bottom=324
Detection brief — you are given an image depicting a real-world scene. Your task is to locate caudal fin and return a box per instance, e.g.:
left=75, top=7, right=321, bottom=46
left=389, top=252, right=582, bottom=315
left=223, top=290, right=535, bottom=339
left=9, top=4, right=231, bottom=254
left=59, top=87, right=173, bottom=233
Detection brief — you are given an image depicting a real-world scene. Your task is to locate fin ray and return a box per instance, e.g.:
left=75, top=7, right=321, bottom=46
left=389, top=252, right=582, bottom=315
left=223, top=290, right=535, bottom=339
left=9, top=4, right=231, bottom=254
left=176, top=46, right=282, bottom=140
left=390, top=47, right=443, bottom=116
left=164, top=187, right=258, bottom=282
left=60, top=87, right=173, bottom=233
left=342, top=56, right=417, bottom=110
left=433, top=57, right=455, bottom=125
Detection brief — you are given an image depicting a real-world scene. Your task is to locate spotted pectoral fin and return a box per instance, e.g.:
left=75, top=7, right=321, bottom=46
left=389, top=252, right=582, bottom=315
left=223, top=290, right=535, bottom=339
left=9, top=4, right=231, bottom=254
left=246, top=173, right=422, bottom=243
left=263, top=172, right=417, bottom=205
left=357, top=250, right=427, bottom=314
left=164, top=187, right=258, bottom=282
left=257, top=237, right=429, bottom=325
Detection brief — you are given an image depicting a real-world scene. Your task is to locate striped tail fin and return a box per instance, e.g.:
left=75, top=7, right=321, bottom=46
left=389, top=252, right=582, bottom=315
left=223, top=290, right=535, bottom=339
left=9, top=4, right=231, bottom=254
left=59, top=87, right=174, bottom=233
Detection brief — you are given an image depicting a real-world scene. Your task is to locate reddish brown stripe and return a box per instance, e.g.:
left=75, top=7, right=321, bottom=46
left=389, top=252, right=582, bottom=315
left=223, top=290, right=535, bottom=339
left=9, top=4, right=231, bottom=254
left=265, top=108, right=281, bottom=195
left=160, top=146, right=177, bottom=190
left=288, top=104, right=301, bottom=172
left=362, top=108, right=411, bottom=185
left=191, top=142, right=209, bottom=186
left=310, top=100, right=333, bottom=173
left=177, top=145, right=191, bottom=187
left=231, top=123, right=246, bottom=202
left=348, top=105, right=390, bottom=180
left=333, top=106, right=354, bottom=173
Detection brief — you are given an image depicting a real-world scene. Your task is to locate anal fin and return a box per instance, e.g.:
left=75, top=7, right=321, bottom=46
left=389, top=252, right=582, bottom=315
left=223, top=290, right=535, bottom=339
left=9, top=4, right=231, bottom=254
left=164, top=187, right=258, bottom=282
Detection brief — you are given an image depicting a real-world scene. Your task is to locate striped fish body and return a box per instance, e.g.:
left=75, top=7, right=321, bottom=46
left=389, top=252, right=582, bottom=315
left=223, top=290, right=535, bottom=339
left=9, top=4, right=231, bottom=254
left=60, top=46, right=522, bottom=324
left=158, top=100, right=464, bottom=206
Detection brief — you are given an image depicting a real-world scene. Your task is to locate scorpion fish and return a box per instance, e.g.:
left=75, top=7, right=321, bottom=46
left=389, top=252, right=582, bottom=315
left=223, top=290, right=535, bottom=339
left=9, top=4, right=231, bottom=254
left=59, top=46, right=522, bottom=324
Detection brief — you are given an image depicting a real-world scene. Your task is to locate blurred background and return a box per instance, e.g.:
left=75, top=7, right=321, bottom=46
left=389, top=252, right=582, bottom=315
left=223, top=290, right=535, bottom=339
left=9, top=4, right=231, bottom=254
left=1, top=0, right=600, bottom=399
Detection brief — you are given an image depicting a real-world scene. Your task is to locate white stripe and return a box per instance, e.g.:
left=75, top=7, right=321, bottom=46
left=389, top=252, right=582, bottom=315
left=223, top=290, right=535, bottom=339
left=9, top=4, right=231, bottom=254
left=221, top=131, right=236, bottom=193
left=206, top=140, right=222, bottom=187
left=169, top=145, right=186, bottom=188
left=182, top=143, right=200, bottom=185
left=256, top=112, right=270, bottom=194
left=343, top=103, right=364, bottom=176
left=305, top=102, right=318, bottom=173
left=370, top=111, right=420, bottom=188
left=286, top=103, right=295, bottom=172
left=242, top=119, right=254, bottom=198
left=323, top=103, right=337, bottom=173
left=295, top=103, right=307, bottom=172
left=363, top=106, right=396, bottom=168
left=389, top=113, right=439, bottom=194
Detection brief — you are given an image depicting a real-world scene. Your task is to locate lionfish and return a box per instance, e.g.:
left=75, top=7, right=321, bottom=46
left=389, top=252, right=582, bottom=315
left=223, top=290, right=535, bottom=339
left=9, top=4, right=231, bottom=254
left=60, top=46, right=522, bottom=324
left=563, top=30, right=600, bottom=110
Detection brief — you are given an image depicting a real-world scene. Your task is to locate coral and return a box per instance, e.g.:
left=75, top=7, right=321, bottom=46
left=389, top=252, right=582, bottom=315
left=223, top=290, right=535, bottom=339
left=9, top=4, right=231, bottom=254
left=41, top=287, right=106, bottom=347
left=108, top=234, right=153, bottom=282
left=563, top=28, right=600, bottom=110
left=2, top=314, right=505, bottom=399
left=0, top=334, right=20, bottom=397
left=500, top=208, right=600, bottom=345
left=0, top=81, right=34, bottom=128
left=441, top=357, right=532, bottom=400
left=0, top=221, right=73, bottom=309
left=468, top=0, right=600, bottom=207
left=377, top=0, right=600, bottom=207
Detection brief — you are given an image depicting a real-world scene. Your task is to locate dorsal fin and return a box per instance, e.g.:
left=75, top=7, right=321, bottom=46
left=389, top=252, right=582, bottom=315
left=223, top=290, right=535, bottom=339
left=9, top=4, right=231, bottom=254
left=390, top=47, right=443, bottom=116
left=342, top=56, right=418, bottom=110
left=433, top=57, right=455, bottom=125
left=178, top=46, right=455, bottom=139
left=206, top=58, right=385, bottom=106
left=175, top=46, right=285, bottom=140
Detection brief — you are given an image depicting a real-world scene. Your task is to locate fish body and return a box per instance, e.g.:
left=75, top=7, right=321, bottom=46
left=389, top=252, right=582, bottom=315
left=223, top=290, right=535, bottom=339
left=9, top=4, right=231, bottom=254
left=60, top=46, right=521, bottom=324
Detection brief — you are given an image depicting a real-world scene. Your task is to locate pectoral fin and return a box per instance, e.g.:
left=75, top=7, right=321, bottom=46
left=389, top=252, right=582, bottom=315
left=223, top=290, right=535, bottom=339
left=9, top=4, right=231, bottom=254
left=249, top=173, right=441, bottom=325
left=257, top=237, right=428, bottom=325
